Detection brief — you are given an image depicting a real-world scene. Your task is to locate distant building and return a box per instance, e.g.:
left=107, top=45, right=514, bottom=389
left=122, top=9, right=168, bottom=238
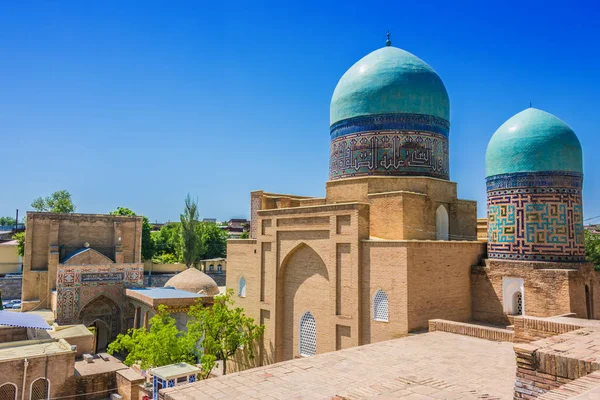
left=198, top=258, right=226, bottom=274
left=202, top=218, right=217, bottom=223
left=220, top=219, right=249, bottom=238
left=0, top=240, right=21, bottom=275
left=585, top=224, right=600, bottom=235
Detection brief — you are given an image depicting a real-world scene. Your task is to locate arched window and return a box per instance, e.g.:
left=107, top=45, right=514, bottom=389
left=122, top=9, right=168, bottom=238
left=373, top=290, right=389, bottom=322
left=30, top=378, right=49, bottom=400
left=436, top=205, right=449, bottom=240
left=209, top=264, right=214, bottom=272
left=0, top=383, right=17, bottom=400
left=217, top=264, right=222, bottom=273
left=238, top=277, right=246, bottom=298
left=299, top=311, right=316, bottom=357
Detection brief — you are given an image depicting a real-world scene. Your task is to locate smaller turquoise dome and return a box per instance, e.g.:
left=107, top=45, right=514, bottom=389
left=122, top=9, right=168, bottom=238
left=486, top=108, right=582, bottom=177
left=330, top=46, right=449, bottom=125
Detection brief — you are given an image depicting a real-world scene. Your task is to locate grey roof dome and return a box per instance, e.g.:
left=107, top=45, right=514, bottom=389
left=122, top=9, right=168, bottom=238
left=164, top=268, right=219, bottom=296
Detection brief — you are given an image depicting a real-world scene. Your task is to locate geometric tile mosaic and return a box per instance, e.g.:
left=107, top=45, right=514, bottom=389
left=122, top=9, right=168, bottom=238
left=487, top=172, right=585, bottom=262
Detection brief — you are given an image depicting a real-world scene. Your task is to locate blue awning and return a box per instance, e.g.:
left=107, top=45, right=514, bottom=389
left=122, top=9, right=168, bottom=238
left=0, top=311, right=52, bottom=330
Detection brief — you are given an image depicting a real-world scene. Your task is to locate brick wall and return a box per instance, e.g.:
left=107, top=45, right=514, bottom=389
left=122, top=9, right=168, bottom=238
left=513, top=326, right=600, bottom=398
left=513, top=316, right=585, bottom=343
left=0, top=343, right=76, bottom=400
left=22, top=212, right=143, bottom=310
left=471, top=260, right=599, bottom=325
left=428, top=319, right=514, bottom=342
left=0, top=326, right=27, bottom=343
left=76, top=371, right=119, bottom=400
left=0, top=276, right=22, bottom=299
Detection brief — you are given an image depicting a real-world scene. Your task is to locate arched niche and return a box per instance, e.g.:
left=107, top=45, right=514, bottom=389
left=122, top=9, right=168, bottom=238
left=276, top=243, right=329, bottom=362
left=436, top=205, right=449, bottom=240
left=502, top=277, right=524, bottom=315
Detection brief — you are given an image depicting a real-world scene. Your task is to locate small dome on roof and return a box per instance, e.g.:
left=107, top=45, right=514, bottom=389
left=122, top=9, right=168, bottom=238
left=164, top=268, right=219, bottom=296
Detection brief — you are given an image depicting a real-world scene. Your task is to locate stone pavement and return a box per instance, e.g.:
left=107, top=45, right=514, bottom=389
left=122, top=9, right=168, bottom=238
left=163, top=331, right=516, bottom=400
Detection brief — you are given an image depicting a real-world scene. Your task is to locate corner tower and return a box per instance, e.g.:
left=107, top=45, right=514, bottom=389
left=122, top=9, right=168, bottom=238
left=329, top=34, right=450, bottom=180
left=485, top=108, right=585, bottom=261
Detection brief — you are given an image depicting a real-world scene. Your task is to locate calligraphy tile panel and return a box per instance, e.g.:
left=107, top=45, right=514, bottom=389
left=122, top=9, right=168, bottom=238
left=329, top=130, right=449, bottom=180
left=487, top=172, right=584, bottom=262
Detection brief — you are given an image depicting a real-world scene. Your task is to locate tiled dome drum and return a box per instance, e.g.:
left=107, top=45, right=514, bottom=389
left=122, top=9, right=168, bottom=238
left=485, top=108, right=585, bottom=262
left=329, top=37, right=450, bottom=180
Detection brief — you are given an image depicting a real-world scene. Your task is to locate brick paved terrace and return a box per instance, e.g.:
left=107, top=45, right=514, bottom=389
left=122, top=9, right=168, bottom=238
left=163, top=331, right=516, bottom=400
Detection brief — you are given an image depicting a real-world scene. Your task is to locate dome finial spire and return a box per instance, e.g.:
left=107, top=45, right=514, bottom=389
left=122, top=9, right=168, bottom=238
left=386, top=30, right=391, bottom=46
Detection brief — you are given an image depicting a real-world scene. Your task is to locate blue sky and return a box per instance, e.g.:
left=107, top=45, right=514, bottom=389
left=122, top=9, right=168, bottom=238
left=1, top=1, right=599, bottom=223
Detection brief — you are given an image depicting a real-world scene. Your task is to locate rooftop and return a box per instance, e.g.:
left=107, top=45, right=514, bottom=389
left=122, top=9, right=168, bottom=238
left=0, top=310, right=52, bottom=330
left=151, top=363, right=201, bottom=380
left=0, top=339, right=73, bottom=361
left=74, top=353, right=129, bottom=376
left=127, top=287, right=204, bottom=300
left=163, top=331, right=516, bottom=400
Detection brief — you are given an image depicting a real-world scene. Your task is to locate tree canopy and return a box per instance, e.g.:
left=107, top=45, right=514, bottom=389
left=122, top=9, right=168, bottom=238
left=109, top=207, right=154, bottom=261
left=584, top=230, right=600, bottom=270
left=197, top=222, right=228, bottom=260
left=107, top=292, right=263, bottom=378
left=107, top=305, right=208, bottom=372
left=0, top=216, right=16, bottom=226
left=31, top=190, right=76, bottom=213
left=12, top=232, right=25, bottom=257
left=187, top=289, right=264, bottom=375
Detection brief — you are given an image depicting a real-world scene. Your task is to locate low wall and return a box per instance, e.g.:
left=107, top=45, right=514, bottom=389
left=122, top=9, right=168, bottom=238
left=0, top=326, right=27, bottom=343
left=76, top=370, right=119, bottom=400
left=512, top=317, right=600, bottom=398
left=428, top=319, right=514, bottom=342
left=513, top=315, right=586, bottom=343
left=116, top=368, right=145, bottom=400
left=539, top=371, right=600, bottom=399
left=0, top=276, right=22, bottom=299
left=143, top=273, right=175, bottom=287
left=207, top=273, right=225, bottom=286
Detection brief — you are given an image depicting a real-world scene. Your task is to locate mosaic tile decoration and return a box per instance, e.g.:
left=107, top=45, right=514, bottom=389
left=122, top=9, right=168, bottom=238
left=329, top=113, right=450, bottom=180
left=330, top=113, right=449, bottom=140
left=56, top=264, right=144, bottom=325
left=487, top=172, right=585, bottom=262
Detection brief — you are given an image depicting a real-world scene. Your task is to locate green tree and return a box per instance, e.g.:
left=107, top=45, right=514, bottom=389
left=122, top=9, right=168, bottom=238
left=108, top=305, right=215, bottom=379
left=151, top=223, right=182, bottom=261
left=0, top=217, right=16, bottom=226
left=108, top=305, right=197, bottom=368
left=239, top=231, right=249, bottom=239
left=109, top=207, right=154, bottom=261
left=187, top=289, right=264, bottom=375
left=584, top=230, right=600, bottom=270
left=197, top=222, right=228, bottom=260
left=180, top=195, right=200, bottom=268
left=31, top=190, right=76, bottom=213
left=12, top=232, right=25, bottom=257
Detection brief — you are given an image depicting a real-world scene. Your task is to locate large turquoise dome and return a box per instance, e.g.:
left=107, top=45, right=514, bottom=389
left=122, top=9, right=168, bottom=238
left=486, top=108, right=582, bottom=177
left=330, top=46, right=449, bottom=126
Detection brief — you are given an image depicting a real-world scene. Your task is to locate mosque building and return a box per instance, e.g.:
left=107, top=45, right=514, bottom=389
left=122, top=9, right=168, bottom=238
left=226, top=34, right=598, bottom=369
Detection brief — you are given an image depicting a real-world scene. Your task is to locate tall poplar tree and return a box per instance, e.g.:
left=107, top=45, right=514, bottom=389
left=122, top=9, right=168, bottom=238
left=180, top=194, right=200, bottom=268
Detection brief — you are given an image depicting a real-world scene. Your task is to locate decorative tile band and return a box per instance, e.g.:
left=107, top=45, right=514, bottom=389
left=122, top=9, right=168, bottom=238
left=330, top=113, right=450, bottom=140
left=487, top=171, right=585, bottom=262
left=329, top=130, right=449, bottom=180
left=486, top=171, right=583, bottom=191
